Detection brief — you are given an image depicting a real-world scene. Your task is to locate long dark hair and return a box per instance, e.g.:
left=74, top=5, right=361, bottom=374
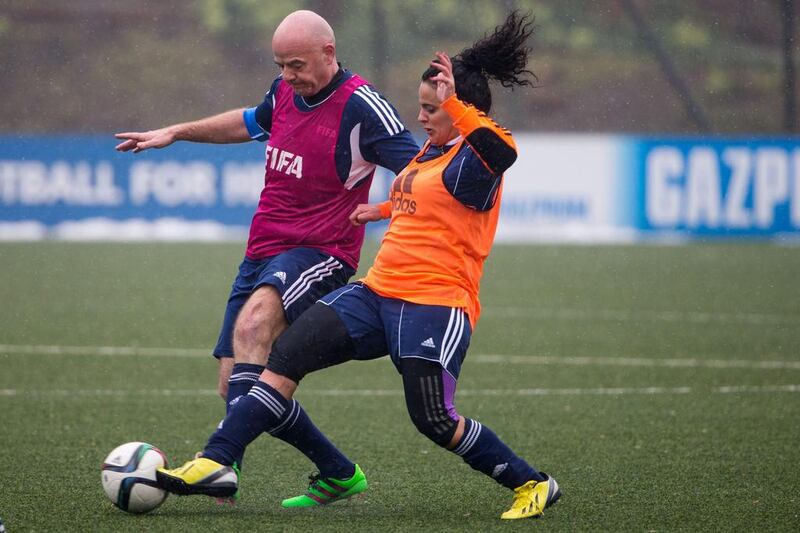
left=422, top=11, right=536, bottom=113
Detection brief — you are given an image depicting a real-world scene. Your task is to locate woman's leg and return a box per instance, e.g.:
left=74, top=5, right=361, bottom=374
left=400, top=357, right=560, bottom=519
left=400, top=358, right=545, bottom=488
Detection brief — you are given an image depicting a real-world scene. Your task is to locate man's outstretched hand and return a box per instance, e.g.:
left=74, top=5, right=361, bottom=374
left=115, top=127, right=176, bottom=153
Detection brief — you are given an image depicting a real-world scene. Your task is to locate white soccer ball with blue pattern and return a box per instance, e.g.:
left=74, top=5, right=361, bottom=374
left=101, top=442, right=169, bottom=513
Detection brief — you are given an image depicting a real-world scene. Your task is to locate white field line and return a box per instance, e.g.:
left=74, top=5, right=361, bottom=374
left=1, top=384, right=799, bottom=398
left=485, top=307, right=800, bottom=326
left=0, top=344, right=209, bottom=357
left=472, top=354, right=800, bottom=370
left=1, top=344, right=798, bottom=371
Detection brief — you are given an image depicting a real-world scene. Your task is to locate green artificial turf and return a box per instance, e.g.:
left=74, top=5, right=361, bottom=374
left=1, top=242, right=798, bottom=532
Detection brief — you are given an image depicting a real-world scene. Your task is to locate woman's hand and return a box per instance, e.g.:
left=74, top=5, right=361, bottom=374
left=349, top=203, right=385, bottom=226
left=429, top=51, right=456, bottom=103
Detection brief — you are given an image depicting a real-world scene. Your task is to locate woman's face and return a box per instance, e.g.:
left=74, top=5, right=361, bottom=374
left=417, top=81, right=459, bottom=147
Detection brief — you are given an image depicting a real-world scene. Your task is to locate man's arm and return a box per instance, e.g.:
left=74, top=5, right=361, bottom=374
left=115, top=108, right=251, bottom=154
left=352, top=86, right=420, bottom=174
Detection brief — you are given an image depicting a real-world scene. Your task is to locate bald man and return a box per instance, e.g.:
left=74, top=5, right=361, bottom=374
left=116, top=10, right=418, bottom=421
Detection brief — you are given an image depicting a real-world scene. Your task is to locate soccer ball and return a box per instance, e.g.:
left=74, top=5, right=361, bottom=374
left=101, top=442, right=169, bottom=513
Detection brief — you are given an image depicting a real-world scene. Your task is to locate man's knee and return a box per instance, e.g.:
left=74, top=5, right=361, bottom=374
left=233, top=286, right=286, bottom=353
left=235, top=286, right=283, bottom=336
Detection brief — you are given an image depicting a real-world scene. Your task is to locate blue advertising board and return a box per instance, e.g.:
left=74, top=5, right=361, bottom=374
left=2, top=135, right=799, bottom=241
left=0, top=136, right=266, bottom=226
left=630, top=138, right=800, bottom=236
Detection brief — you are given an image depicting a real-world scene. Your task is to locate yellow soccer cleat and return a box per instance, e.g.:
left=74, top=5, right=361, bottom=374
left=156, top=457, right=239, bottom=498
left=500, top=474, right=561, bottom=520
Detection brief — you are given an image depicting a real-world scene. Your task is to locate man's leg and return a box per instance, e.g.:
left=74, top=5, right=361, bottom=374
left=208, top=303, right=357, bottom=478
left=158, top=300, right=377, bottom=504
left=232, top=285, right=286, bottom=364
left=225, top=250, right=354, bottom=413
left=212, top=258, right=258, bottom=400
left=224, top=285, right=286, bottom=412
left=217, top=357, right=234, bottom=400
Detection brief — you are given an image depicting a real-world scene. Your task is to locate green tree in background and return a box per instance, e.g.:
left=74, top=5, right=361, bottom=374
left=0, top=0, right=795, bottom=134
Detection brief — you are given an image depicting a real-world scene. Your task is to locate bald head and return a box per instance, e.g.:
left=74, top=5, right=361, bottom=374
left=271, top=10, right=339, bottom=97
left=273, top=10, right=335, bottom=50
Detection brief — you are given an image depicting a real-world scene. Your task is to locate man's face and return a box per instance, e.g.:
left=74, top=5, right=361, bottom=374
left=273, top=41, right=335, bottom=97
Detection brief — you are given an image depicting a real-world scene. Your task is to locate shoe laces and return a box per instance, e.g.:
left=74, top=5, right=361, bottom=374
left=510, top=481, right=538, bottom=510
left=307, top=472, right=323, bottom=489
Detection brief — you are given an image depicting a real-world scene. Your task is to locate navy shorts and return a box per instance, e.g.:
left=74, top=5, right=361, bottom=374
left=213, top=248, right=355, bottom=358
left=319, top=283, right=472, bottom=380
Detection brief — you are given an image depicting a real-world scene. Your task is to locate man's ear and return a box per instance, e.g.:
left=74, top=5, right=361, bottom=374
left=322, top=43, right=336, bottom=64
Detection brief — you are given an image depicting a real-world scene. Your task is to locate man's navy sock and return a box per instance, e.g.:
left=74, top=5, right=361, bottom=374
left=225, top=363, right=264, bottom=414
left=205, top=381, right=354, bottom=479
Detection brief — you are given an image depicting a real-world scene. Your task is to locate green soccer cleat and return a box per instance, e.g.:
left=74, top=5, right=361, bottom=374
left=156, top=457, right=239, bottom=498
left=281, top=464, right=368, bottom=508
left=500, top=473, right=561, bottom=520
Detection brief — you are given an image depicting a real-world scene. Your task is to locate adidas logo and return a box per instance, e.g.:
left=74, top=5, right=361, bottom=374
left=421, top=337, right=436, bottom=348
left=273, top=271, right=287, bottom=284
left=491, top=463, right=508, bottom=478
